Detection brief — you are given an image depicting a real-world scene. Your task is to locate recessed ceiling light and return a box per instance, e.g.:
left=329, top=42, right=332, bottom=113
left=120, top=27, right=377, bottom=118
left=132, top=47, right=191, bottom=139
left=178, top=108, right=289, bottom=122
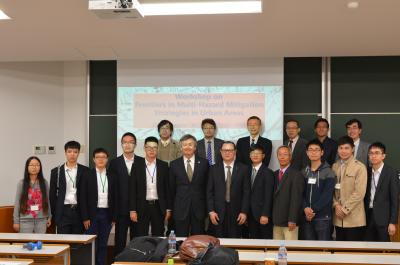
left=0, top=9, right=11, bottom=20
left=347, top=1, right=359, bottom=9
left=140, top=1, right=262, bottom=16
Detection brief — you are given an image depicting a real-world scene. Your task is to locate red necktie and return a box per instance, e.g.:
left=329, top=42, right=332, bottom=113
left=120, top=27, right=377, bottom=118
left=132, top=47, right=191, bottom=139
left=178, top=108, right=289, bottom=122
left=279, top=169, right=284, bottom=182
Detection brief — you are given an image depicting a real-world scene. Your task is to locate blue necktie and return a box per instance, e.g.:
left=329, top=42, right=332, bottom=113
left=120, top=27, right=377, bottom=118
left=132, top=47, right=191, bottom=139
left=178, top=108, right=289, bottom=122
left=207, top=141, right=213, bottom=165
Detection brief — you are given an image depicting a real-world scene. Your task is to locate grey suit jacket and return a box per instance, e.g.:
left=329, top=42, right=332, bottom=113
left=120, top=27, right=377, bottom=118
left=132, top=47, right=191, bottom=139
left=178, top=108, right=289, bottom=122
left=356, top=140, right=370, bottom=167
left=196, top=138, right=224, bottom=165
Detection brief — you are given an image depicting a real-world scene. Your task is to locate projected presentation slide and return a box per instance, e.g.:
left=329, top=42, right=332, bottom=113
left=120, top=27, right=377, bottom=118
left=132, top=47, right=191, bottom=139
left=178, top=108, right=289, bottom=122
left=117, top=86, right=283, bottom=155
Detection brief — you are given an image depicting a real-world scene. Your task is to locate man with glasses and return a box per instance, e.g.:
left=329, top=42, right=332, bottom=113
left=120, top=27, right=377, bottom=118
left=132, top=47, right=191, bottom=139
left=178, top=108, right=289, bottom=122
left=157, top=120, right=181, bottom=164
left=109, top=132, right=144, bottom=257
left=236, top=116, right=272, bottom=167
left=196, top=118, right=224, bottom=166
left=248, top=144, right=275, bottom=239
left=129, top=137, right=170, bottom=236
left=346, top=119, right=370, bottom=167
left=364, top=142, right=399, bottom=241
left=302, top=139, right=335, bottom=240
left=50, top=141, right=89, bottom=234
left=80, top=148, right=115, bottom=265
left=207, top=141, right=250, bottom=238
left=284, top=119, right=309, bottom=171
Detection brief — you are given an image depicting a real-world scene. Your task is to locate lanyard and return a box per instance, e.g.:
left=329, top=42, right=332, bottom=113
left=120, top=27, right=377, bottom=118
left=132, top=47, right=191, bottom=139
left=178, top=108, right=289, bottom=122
left=99, top=172, right=107, bottom=193
left=146, top=164, right=157, bottom=183
left=66, top=169, right=75, bottom=188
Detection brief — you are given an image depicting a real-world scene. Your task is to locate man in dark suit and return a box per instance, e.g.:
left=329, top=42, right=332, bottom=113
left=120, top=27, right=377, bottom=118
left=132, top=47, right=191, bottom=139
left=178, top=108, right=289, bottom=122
left=314, top=118, right=338, bottom=166
left=346, top=119, right=370, bottom=167
left=196, top=118, right=224, bottom=166
left=364, top=142, right=399, bottom=242
left=80, top=148, right=115, bottom=265
left=129, top=136, right=170, bottom=236
left=284, top=119, right=309, bottom=171
left=169, top=134, right=209, bottom=237
left=108, top=132, right=144, bottom=257
left=207, top=141, right=250, bottom=238
left=272, top=146, right=304, bottom=240
left=236, top=116, right=272, bottom=167
left=50, top=141, right=88, bottom=234
left=248, top=144, right=275, bottom=239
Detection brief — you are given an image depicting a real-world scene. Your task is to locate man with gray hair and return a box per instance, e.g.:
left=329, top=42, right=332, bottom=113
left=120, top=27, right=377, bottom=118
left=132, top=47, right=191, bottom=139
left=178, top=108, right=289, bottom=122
left=168, top=134, right=209, bottom=236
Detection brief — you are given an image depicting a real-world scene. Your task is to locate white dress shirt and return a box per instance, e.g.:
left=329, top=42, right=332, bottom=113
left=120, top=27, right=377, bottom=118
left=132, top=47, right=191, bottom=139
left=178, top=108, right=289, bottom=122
left=354, top=139, right=360, bottom=158
left=369, top=163, right=384, bottom=208
left=223, top=161, right=235, bottom=181
left=124, top=154, right=134, bottom=175
left=249, top=135, right=260, bottom=146
left=96, top=168, right=108, bottom=208
left=288, top=135, right=299, bottom=151
left=184, top=155, right=195, bottom=173
left=145, top=159, right=158, bottom=200
left=64, top=163, right=78, bottom=205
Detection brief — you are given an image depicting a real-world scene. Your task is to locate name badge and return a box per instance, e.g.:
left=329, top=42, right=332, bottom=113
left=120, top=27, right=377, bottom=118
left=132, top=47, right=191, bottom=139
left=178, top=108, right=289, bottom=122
left=308, top=178, right=317, bottom=184
left=335, top=183, right=341, bottom=190
left=30, top=205, right=39, bottom=211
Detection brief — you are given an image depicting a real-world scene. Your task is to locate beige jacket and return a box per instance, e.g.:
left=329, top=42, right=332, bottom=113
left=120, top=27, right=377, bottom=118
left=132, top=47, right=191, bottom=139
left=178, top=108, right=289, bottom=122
left=332, top=156, right=367, bottom=228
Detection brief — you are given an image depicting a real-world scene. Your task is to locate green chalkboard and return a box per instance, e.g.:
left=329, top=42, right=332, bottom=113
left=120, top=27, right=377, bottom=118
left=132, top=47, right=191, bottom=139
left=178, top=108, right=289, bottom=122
left=331, top=57, right=400, bottom=113
left=89, top=116, right=117, bottom=167
left=331, top=114, right=400, bottom=169
left=89, top=61, right=117, bottom=115
left=284, top=58, right=322, bottom=113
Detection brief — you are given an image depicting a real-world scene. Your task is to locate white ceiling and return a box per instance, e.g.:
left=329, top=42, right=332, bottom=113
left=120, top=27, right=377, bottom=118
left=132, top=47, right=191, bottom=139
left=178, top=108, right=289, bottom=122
left=1, top=0, right=400, bottom=62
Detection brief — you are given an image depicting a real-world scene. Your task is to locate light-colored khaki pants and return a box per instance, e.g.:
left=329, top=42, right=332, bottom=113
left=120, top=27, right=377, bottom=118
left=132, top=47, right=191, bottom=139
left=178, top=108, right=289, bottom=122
left=20, top=218, right=47, bottom=234
left=273, top=225, right=299, bottom=240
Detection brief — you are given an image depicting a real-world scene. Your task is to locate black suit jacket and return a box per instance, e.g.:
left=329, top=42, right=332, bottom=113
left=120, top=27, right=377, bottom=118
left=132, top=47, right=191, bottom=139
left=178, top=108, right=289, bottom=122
left=49, top=164, right=88, bottom=225
left=284, top=137, right=309, bottom=171
left=79, top=168, right=115, bottom=222
left=250, top=163, right=275, bottom=221
left=169, top=156, right=209, bottom=221
left=129, top=159, right=169, bottom=216
left=109, top=155, right=145, bottom=217
left=272, top=166, right=304, bottom=226
left=207, top=161, right=250, bottom=223
left=196, top=138, right=224, bottom=165
left=236, top=136, right=272, bottom=167
left=364, top=165, right=399, bottom=226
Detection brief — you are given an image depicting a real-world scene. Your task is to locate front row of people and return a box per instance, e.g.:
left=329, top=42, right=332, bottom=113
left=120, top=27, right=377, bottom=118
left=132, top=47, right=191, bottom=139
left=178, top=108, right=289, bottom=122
left=13, top=135, right=399, bottom=265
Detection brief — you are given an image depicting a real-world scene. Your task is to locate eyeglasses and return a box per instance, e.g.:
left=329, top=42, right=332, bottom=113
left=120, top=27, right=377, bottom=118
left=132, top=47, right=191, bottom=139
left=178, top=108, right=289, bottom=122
left=307, top=149, right=322, bottom=153
left=145, top=146, right=158, bottom=151
left=250, top=152, right=263, bottom=156
left=221, top=149, right=235, bottom=153
left=368, top=151, right=383, bottom=156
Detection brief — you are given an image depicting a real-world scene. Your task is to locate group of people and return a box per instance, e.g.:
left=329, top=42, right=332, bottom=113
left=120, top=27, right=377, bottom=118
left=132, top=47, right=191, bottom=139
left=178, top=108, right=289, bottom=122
left=12, top=116, right=400, bottom=265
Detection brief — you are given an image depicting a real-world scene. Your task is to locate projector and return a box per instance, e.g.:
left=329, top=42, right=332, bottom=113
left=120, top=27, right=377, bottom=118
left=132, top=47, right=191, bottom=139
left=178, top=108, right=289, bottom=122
left=89, top=0, right=144, bottom=19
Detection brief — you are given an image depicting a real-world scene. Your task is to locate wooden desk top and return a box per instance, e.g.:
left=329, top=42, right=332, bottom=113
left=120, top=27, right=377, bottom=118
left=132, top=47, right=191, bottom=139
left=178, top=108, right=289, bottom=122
left=0, top=258, right=34, bottom=265
left=263, top=252, right=400, bottom=265
left=214, top=238, right=400, bottom=252
left=0, top=244, right=69, bottom=257
left=0, top=233, right=96, bottom=244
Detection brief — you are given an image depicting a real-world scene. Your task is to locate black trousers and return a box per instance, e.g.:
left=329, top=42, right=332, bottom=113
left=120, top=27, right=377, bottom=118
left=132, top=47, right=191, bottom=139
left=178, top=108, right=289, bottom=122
left=335, top=226, right=365, bottom=241
left=175, top=205, right=204, bottom=237
left=57, top=205, right=83, bottom=234
left=248, top=211, right=273, bottom=239
left=212, top=202, right=242, bottom=238
left=114, top=215, right=137, bottom=257
left=365, top=209, right=390, bottom=242
left=137, top=200, right=165, bottom=237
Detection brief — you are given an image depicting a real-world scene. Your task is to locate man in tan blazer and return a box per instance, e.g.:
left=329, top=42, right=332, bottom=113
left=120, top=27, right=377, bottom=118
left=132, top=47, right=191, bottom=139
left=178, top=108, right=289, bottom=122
left=332, top=136, right=367, bottom=241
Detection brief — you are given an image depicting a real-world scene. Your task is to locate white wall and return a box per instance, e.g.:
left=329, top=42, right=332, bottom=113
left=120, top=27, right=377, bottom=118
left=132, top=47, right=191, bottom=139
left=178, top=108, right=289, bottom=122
left=0, top=61, right=87, bottom=205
